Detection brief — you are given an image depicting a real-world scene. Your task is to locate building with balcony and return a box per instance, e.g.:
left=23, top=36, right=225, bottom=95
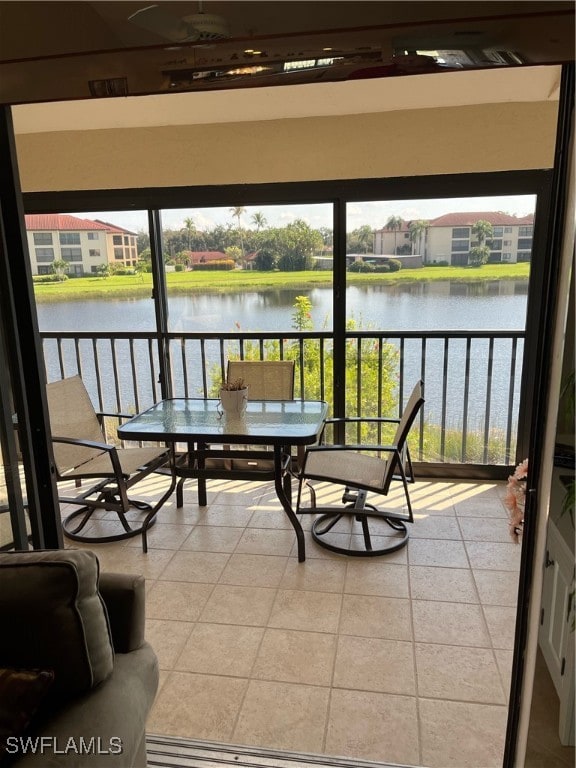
left=374, top=212, right=534, bottom=265
left=25, top=214, right=138, bottom=275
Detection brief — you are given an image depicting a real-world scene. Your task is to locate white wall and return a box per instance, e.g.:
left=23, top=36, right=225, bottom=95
left=15, top=101, right=558, bottom=193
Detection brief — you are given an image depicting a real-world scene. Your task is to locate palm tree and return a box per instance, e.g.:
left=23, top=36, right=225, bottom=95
left=182, top=216, right=196, bottom=252
left=230, top=206, right=246, bottom=261
left=385, top=215, right=403, bottom=255
left=251, top=211, right=267, bottom=232
left=408, top=219, right=428, bottom=256
left=469, top=220, right=494, bottom=266
left=471, top=219, right=494, bottom=248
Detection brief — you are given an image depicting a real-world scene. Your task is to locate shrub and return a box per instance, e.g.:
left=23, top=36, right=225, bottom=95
left=429, top=260, right=449, bottom=267
left=174, top=264, right=184, bottom=272
left=386, top=259, right=402, bottom=272
left=348, top=260, right=375, bottom=273
left=373, top=264, right=390, bottom=273
left=33, top=274, right=68, bottom=283
left=193, top=260, right=235, bottom=271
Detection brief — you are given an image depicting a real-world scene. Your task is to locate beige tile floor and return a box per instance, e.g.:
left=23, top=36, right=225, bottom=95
left=61, top=473, right=522, bottom=768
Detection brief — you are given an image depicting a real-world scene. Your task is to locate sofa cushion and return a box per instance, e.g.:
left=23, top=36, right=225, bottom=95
left=0, top=550, right=114, bottom=701
left=0, top=668, right=54, bottom=763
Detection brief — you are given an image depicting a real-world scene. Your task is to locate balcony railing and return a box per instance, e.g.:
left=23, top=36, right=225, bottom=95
left=40, top=329, right=524, bottom=469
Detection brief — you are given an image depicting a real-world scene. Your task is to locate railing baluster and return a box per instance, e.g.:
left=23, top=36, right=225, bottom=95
left=505, top=337, right=519, bottom=463
left=56, top=338, right=65, bottom=379
left=180, top=338, right=188, bottom=397
left=440, top=338, right=449, bottom=461
left=93, top=338, right=104, bottom=412
left=110, top=338, right=121, bottom=413
left=129, top=339, right=139, bottom=413
left=148, top=339, right=156, bottom=402
left=74, top=338, right=82, bottom=378
left=462, top=337, right=472, bottom=463
left=419, top=338, right=426, bottom=461
left=200, top=338, right=208, bottom=396
left=483, top=337, right=495, bottom=464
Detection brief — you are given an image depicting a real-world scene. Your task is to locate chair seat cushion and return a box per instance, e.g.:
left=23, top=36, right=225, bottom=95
left=0, top=550, right=114, bottom=702
left=305, top=449, right=388, bottom=490
left=62, top=446, right=168, bottom=479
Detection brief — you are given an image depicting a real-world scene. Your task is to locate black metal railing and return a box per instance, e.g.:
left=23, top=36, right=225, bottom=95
left=40, top=329, right=524, bottom=467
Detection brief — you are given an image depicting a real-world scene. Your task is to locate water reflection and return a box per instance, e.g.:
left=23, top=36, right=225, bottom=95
left=37, top=279, right=528, bottom=334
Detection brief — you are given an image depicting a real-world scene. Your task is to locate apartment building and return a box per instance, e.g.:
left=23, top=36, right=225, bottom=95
left=25, top=214, right=138, bottom=276
left=374, top=211, right=534, bottom=265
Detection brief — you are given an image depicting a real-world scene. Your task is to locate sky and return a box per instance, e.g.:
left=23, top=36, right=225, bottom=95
left=83, top=194, right=536, bottom=234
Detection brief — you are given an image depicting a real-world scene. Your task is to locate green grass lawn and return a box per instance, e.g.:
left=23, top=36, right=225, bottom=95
left=32, top=262, right=530, bottom=302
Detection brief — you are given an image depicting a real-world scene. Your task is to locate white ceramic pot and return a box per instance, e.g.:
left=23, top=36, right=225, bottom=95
left=219, top=387, right=248, bottom=416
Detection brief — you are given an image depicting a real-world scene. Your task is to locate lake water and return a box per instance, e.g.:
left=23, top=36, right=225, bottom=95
left=37, top=280, right=528, bottom=333
left=37, top=280, right=528, bottom=437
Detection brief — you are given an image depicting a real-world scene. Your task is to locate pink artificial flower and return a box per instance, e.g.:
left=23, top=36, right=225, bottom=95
left=504, top=458, right=528, bottom=543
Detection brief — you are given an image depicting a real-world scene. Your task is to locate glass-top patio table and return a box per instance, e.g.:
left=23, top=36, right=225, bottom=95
left=118, top=398, right=329, bottom=561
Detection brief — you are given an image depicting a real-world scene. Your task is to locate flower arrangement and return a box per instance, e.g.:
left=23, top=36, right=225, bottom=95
left=220, top=377, right=246, bottom=391
left=504, top=458, right=528, bottom=543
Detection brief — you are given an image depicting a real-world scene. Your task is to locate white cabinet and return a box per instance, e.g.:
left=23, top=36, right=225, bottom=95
left=539, top=471, right=575, bottom=746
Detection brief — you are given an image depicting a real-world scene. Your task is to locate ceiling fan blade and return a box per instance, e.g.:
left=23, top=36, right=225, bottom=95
left=128, top=5, right=200, bottom=42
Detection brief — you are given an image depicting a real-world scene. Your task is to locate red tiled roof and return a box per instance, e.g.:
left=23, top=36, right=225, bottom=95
left=429, top=212, right=534, bottom=227
left=25, top=214, right=110, bottom=231
left=94, top=219, right=137, bottom=235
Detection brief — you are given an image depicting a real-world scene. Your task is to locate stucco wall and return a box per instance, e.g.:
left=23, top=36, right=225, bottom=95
left=15, top=101, right=558, bottom=192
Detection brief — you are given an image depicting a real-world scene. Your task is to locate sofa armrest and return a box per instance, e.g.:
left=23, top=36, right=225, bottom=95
left=98, top=573, right=146, bottom=654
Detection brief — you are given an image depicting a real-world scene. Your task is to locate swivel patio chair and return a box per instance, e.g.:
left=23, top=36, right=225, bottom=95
left=47, top=375, right=174, bottom=551
left=296, top=380, right=424, bottom=556
left=176, top=360, right=297, bottom=506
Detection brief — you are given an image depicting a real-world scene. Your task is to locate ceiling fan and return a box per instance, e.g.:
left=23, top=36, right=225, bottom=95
left=128, top=1, right=230, bottom=43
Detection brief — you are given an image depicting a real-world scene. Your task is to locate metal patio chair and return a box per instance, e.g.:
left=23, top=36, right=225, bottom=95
left=175, top=360, right=297, bottom=506
left=47, top=375, right=174, bottom=550
left=296, top=380, right=424, bottom=556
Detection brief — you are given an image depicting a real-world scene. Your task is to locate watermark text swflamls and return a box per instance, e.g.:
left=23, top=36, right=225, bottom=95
left=5, top=736, right=123, bottom=756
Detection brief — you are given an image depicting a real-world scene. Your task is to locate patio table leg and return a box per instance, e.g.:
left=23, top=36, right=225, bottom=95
left=274, top=445, right=305, bottom=562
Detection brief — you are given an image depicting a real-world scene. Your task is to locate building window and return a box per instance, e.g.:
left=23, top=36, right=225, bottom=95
left=517, top=238, right=533, bottom=250
left=68, top=265, right=84, bottom=275
left=61, top=248, right=82, bottom=261
left=35, top=248, right=54, bottom=262
left=503, top=252, right=512, bottom=260
left=33, top=232, right=53, bottom=245
left=517, top=251, right=532, bottom=262
left=518, top=226, right=533, bottom=237
left=489, top=239, right=502, bottom=250
left=112, top=235, right=122, bottom=245
left=504, top=227, right=513, bottom=233
left=451, top=241, right=470, bottom=251
left=452, top=227, right=470, bottom=238
left=89, top=249, right=101, bottom=257
left=123, top=236, right=130, bottom=245
left=59, top=232, right=81, bottom=245
left=87, top=232, right=99, bottom=240
left=114, top=248, right=124, bottom=260
left=504, top=240, right=512, bottom=246
left=37, top=265, right=53, bottom=275
left=492, top=226, right=503, bottom=237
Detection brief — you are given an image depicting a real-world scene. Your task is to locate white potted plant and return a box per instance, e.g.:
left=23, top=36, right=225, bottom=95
left=218, top=377, right=248, bottom=416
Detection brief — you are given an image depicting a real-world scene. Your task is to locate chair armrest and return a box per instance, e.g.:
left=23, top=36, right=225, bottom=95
left=51, top=435, right=112, bottom=451
left=51, top=436, right=125, bottom=477
left=98, top=572, right=146, bottom=653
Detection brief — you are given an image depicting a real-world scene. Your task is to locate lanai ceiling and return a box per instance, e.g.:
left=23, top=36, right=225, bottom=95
left=0, top=1, right=573, bottom=105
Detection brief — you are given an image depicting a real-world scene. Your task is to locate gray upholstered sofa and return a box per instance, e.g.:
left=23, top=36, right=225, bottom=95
left=0, top=549, right=158, bottom=767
